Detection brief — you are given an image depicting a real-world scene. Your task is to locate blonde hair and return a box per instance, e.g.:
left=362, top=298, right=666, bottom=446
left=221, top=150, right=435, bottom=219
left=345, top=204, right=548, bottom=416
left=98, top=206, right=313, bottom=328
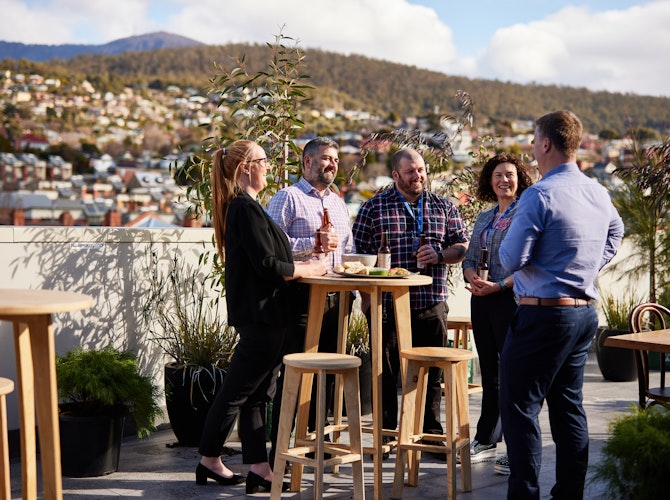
left=211, top=140, right=256, bottom=260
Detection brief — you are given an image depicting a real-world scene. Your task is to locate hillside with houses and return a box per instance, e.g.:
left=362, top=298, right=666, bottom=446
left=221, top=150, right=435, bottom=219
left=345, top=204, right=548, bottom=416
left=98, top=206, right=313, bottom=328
left=0, top=61, right=650, bottom=228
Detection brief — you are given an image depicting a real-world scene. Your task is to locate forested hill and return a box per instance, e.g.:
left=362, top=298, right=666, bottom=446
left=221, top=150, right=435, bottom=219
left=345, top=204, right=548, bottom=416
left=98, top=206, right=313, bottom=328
left=4, top=42, right=668, bottom=134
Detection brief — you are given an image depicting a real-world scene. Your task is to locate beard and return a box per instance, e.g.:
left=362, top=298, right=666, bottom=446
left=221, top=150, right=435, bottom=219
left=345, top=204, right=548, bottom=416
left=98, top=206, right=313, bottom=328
left=396, top=176, right=425, bottom=198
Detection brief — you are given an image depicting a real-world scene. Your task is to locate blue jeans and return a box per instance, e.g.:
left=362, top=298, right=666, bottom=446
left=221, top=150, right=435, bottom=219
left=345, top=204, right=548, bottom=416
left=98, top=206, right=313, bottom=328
left=500, top=304, right=597, bottom=500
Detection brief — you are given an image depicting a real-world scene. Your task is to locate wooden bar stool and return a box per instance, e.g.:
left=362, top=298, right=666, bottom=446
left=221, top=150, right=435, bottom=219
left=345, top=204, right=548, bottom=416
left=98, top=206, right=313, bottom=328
left=446, top=316, right=482, bottom=395
left=0, top=378, right=14, bottom=500
left=392, top=347, right=473, bottom=500
left=271, top=353, right=365, bottom=499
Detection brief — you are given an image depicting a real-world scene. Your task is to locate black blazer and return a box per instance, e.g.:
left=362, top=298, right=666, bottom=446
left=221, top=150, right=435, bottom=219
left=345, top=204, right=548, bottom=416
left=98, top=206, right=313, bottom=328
left=224, top=191, right=296, bottom=328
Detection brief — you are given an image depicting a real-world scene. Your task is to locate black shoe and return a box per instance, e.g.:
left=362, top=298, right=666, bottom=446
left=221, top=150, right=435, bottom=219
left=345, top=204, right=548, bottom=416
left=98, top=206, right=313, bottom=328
left=382, top=436, right=393, bottom=460
left=195, top=463, right=245, bottom=486
left=245, top=471, right=289, bottom=494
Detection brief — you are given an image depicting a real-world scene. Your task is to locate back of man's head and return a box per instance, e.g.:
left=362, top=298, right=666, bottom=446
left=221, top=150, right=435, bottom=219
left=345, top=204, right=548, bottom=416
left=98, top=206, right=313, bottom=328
left=536, top=110, right=583, bottom=159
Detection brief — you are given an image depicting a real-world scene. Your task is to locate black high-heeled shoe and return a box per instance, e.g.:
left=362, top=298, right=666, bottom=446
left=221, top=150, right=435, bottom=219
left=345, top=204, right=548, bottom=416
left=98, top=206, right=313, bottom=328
left=195, top=463, right=245, bottom=486
left=245, top=470, right=290, bottom=494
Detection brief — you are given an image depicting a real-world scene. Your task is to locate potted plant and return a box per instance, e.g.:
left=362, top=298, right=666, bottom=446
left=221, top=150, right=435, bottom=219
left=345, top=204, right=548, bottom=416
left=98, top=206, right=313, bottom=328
left=591, top=405, right=670, bottom=497
left=595, top=293, right=638, bottom=382
left=347, top=309, right=372, bottom=415
left=142, top=250, right=238, bottom=447
left=57, top=346, right=161, bottom=477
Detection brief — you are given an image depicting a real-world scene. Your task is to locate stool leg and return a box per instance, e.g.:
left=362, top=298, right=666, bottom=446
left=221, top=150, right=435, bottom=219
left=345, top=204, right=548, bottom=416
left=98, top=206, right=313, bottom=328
left=0, top=393, right=9, bottom=500
left=408, top=365, right=428, bottom=486
left=314, top=370, right=327, bottom=500
left=443, top=362, right=457, bottom=500
left=342, top=369, right=365, bottom=500
left=392, top=359, right=420, bottom=499
left=272, top=366, right=302, bottom=498
left=456, top=360, right=472, bottom=492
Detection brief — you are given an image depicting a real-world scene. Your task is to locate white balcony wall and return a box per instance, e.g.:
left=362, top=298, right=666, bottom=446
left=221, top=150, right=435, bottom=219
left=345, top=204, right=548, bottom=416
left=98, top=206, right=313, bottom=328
left=0, top=226, right=216, bottom=431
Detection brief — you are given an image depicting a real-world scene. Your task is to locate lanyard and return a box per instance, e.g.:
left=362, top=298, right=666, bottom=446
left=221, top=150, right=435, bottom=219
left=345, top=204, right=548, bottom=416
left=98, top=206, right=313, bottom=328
left=485, top=198, right=518, bottom=246
left=396, top=189, right=424, bottom=236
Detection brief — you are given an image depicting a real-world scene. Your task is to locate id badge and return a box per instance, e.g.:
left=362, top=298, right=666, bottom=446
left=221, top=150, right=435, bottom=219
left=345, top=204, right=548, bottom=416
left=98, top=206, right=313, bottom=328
left=412, top=236, right=421, bottom=252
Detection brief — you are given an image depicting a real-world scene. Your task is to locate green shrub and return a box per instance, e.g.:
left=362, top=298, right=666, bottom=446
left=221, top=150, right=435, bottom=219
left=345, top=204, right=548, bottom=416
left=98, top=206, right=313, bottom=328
left=347, top=309, right=370, bottom=356
left=600, top=292, right=639, bottom=330
left=591, top=406, right=670, bottom=498
left=57, top=346, right=162, bottom=439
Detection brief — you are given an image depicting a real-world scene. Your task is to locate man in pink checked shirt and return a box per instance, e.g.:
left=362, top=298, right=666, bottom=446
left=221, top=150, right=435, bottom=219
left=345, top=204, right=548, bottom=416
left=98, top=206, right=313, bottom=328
left=266, top=137, right=355, bottom=466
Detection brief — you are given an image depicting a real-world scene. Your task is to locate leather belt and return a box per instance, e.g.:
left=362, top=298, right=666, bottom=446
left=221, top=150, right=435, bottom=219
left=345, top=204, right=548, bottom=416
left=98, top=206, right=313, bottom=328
left=519, top=297, right=591, bottom=307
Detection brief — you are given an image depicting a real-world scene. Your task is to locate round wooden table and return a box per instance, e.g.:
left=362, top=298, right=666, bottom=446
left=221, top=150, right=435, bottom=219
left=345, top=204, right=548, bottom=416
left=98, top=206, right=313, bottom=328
left=295, top=273, right=432, bottom=500
left=0, top=289, right=93, bottom=500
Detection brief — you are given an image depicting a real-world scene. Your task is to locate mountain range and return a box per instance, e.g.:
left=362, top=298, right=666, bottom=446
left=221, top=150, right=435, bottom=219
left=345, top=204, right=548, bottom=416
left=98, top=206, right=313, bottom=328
left=0, top=32, right=202, bottom=61
left=2, top=32, right=669, bottom=135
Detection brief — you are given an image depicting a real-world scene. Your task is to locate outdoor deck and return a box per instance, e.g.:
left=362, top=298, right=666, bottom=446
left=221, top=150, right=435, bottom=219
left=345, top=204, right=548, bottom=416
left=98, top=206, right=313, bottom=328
left=11, top=351, right=636, bottom=499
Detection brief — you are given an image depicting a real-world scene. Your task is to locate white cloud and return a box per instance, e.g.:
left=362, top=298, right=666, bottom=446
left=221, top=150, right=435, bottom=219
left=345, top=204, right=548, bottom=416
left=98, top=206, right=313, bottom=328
left=0, top=0, right=668, bottom=97
left=165, top=0, right=458, bottom=71
left=477, top=2, right=670, bottom=97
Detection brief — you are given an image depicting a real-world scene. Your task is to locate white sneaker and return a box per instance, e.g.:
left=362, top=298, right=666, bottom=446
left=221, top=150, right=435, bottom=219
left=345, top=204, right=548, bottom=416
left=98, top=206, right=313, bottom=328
left=494, top=454, right=510, bottom=475
left=461, top=440, right=496, bottom=464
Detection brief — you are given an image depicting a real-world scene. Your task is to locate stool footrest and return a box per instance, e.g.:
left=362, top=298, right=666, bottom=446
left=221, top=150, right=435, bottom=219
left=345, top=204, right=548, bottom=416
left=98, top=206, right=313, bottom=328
left=279, top=450, right=363, bottom=468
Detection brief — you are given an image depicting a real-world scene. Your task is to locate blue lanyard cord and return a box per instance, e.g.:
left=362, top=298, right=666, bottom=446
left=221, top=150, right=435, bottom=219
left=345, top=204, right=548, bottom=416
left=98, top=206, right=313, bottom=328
left=485, top=198, right=518, bottom=247
left=396, top=189, right=424, bottom=236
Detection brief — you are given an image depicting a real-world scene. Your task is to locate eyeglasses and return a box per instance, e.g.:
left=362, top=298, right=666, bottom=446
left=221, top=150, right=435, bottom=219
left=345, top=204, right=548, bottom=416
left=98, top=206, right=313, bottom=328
left=247, top=157, right=269, bottom=167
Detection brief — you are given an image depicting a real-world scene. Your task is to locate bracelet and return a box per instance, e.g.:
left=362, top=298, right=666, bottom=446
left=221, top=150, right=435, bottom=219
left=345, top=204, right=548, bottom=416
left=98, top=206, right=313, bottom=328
left=498, top=280, right=507, bottom=291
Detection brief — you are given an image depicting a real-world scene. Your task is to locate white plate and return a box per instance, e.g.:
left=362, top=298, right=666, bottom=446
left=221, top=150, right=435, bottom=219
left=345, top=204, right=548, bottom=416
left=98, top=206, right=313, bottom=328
left=332, top=270, right=416, bottom=279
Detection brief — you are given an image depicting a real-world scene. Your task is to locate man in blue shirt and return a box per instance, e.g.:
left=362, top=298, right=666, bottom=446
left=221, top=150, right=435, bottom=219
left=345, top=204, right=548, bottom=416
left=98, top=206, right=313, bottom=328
left=499, top=110, right=624, bottom=499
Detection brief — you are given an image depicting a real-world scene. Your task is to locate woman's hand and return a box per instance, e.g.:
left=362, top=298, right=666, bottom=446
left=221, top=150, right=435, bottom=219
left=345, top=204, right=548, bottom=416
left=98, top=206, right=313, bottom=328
left=465, top=274, right=501, bottom=296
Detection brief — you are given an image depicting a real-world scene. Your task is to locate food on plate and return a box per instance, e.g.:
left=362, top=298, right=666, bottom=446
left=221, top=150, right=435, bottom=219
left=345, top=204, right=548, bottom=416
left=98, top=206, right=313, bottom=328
left=389, top=267, right=410, bottom=276
left=333, top=264, right=345, bottom=273
left=368, top=267, right=389, bottom=276
left=342, top=261, right=369, bottom=275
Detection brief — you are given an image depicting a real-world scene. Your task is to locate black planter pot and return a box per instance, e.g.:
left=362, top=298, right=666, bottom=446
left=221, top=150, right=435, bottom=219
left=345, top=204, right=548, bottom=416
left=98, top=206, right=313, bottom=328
left=595, top=327, right=638, bottom=382
left=59, top=405, right=125, bottom=477
left=164, top=363, right=226, bottom=447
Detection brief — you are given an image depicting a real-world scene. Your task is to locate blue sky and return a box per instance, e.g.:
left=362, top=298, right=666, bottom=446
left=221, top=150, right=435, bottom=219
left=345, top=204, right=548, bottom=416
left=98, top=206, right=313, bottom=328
left=1, top=0, right=667, bottom=97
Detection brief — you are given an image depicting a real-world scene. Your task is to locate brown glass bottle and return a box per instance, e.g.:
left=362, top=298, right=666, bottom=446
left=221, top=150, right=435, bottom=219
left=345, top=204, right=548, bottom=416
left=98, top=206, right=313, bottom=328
left=377, top=230, right=391, bottom=270
left=313, top=208, right=332, bottom=258
left=478, top=247, right=489, bottom=281
left=417, top=234, right=427, bottom=271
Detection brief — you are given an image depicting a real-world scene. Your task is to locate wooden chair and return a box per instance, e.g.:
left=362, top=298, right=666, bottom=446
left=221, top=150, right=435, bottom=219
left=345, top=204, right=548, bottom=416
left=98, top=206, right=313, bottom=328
left=0, top=378, right=14, bottom=500
left=628, top=303, right=670, bottom=408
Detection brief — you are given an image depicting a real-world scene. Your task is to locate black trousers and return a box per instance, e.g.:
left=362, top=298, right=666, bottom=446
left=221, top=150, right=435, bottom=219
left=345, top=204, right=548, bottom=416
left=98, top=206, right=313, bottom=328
left=470, top=288, right=516, bottom=445
left=375, top=300, right=449, bottom=434
left=199, top=322, right=285, bottom=464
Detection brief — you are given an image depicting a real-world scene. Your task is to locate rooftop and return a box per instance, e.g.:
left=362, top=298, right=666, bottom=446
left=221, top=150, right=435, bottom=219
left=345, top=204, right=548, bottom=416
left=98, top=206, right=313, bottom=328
left=9, top=351, right=635, bottom=499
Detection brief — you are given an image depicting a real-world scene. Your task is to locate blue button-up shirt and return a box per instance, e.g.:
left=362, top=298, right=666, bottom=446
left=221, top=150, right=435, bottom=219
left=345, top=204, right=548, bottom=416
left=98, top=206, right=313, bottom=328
left=499, top=163, right=624, bottom=300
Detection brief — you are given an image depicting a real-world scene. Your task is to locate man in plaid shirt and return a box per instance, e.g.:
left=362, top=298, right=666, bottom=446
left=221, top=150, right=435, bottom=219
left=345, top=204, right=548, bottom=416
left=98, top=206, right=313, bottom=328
left=267, top=137, right=354, bottom=463
left=352, top=148, right=469, bottom=451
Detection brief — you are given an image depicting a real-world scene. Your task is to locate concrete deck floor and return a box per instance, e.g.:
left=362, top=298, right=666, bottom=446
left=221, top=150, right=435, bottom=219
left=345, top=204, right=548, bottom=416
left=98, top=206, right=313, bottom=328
left=11, top=351, right=638, bottom=499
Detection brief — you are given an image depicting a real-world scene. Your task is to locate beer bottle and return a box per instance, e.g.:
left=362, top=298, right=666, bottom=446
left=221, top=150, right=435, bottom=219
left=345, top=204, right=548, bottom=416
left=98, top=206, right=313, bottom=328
left=377, top=230, right=391, bottom=270
left=478, top=247, right=489, bottom=281
left=417, top=234, right=427, bottom=271
left=320, top=207, right=333, bottom=233
left=313, top=208, right=332, bottom=258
